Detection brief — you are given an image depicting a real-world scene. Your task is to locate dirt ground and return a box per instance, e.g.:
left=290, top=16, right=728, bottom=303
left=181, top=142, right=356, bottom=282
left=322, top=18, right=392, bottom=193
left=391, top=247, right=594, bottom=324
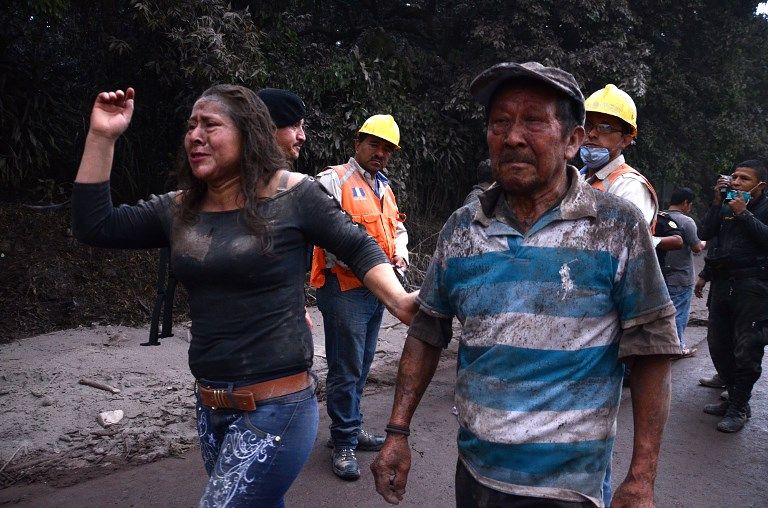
left=0, top=307, right=413, bottom=490
left=0, top=324, right=198, bottom=488
left=0, top=201, right=425, bottom=489
left=0, top=203, right=210, bottom=487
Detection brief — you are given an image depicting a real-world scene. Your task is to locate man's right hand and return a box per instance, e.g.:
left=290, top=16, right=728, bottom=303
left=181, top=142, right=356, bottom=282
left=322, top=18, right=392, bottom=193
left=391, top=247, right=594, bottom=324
left=694, top=276, right=707, bottom=298
left=371, top=435, right=412, bottom=505
left=712, top=176, right=730, bottom=205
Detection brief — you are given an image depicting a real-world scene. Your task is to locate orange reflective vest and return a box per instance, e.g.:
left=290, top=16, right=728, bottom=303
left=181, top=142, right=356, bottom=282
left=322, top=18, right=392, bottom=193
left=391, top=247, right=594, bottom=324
left=310, top=164, right=405, bottom=291
left=590, top=162, right=659, bottom=232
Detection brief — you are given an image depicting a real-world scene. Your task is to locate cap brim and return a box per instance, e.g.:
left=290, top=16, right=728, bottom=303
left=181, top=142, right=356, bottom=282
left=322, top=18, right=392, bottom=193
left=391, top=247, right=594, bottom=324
left=470, top=63, right=585, bottom=123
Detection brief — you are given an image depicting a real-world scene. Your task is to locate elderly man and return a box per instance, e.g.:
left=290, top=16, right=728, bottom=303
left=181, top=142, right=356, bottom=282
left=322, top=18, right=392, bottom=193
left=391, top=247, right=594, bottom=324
left=695, top=160, right=768, bottom=433
left=371, top=62, right=679, bottom=507
left=311, top=115, right=409, bottom=480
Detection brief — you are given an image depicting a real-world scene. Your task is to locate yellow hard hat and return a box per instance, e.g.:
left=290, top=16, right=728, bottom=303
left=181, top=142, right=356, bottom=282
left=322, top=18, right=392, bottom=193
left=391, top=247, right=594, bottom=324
left=358, top=114, right=401, bottom=149
left=585, top=84, right=637, bottom=137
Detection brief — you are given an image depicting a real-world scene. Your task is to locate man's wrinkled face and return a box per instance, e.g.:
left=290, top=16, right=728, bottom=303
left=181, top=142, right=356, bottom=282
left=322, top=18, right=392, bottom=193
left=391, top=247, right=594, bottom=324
left=486, top=84, right=583, bottom=196
left=583, top=111, right=633, bottom=162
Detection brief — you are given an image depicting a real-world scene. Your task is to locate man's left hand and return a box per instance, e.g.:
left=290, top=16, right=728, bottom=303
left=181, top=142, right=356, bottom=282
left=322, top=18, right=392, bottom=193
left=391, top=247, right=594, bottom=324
left=393, top=291, right=419, bottom=325
left=392, top=255, right=408, bottom=271
left=612, top=478, right=655, bottom=508
left=728, top=194, right=748, bottom=216
left=371, top=436, right=412, bottom=504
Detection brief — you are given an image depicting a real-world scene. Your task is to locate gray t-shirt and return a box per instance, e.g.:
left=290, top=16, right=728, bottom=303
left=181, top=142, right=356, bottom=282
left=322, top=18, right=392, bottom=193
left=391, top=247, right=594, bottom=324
left=662, top=209, right=702, bottom=286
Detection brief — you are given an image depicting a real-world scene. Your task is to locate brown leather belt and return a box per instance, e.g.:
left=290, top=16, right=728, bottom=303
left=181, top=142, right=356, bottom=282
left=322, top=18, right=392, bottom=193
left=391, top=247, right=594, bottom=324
left=197, top=372, right=311, bottom=411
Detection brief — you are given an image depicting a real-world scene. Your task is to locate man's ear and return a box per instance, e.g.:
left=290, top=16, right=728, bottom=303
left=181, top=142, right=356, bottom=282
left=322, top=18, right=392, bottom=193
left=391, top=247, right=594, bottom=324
left=564, top=125, right=585, bottom=160
left=620, top=133, right=634, bottom=150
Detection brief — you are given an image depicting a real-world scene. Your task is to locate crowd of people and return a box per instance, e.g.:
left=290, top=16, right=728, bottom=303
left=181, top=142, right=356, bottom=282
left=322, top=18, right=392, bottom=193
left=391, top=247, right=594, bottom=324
left=70, top=59, right=767, bottom=507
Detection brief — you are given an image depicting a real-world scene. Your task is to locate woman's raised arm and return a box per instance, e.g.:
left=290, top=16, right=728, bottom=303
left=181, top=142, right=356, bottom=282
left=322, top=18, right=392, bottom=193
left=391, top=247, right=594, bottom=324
left=75, top=88, right=135, bottom=184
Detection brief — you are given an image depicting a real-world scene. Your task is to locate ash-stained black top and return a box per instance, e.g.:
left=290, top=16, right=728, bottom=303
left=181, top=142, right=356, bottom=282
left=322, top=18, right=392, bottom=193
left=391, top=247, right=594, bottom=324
left=72, top=178, right=387, bottom=382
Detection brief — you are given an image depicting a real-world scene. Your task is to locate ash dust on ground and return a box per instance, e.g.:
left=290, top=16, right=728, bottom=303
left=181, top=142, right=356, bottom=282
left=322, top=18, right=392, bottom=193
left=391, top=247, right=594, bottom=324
left=0, top=202, right=426, bottom=490
left=0, top=203, right=195, bottom=487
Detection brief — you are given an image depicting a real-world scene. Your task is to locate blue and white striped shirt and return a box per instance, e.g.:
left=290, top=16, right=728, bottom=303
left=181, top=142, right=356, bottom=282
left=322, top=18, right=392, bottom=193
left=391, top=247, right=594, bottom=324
left=416, top=166, right=678, bottom=506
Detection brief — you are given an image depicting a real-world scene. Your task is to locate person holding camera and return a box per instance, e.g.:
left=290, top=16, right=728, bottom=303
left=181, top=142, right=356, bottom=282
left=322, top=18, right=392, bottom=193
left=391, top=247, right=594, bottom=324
left=695, top=160, right=768, bottom=433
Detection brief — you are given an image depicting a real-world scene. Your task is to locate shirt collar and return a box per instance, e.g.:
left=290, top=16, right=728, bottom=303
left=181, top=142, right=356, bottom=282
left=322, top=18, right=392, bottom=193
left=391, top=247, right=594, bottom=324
left=591, top=154, right=625, bottom=181
left=349, top=157, right=387, bottom=186
left=474, top=165, right=597, bottom=230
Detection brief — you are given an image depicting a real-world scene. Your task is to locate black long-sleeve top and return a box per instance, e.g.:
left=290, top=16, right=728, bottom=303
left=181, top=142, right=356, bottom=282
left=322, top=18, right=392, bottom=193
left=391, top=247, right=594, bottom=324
left=698, top=193, right=768, bottom=268
left=72, top=178, right=388, bottom=382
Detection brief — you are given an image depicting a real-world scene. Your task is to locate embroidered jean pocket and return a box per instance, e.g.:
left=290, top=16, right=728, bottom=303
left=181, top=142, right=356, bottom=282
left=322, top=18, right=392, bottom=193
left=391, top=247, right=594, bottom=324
left=241, top=397, right=303, bottom=442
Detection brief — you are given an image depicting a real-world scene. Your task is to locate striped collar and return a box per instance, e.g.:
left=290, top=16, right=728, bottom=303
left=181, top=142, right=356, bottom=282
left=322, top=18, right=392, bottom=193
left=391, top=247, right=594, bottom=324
left=475, top=165, right=597, bottom=230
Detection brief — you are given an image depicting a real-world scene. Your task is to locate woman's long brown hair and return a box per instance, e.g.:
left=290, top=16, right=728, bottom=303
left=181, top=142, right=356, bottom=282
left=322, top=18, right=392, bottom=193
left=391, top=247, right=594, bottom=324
left=175, top=84, right=287, bottom=243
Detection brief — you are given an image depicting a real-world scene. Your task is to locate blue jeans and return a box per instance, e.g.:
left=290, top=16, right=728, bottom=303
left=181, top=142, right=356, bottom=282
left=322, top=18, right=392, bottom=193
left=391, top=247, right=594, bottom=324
left=602, top=460, right=612, bottom=507
left=318, top=273, right=384, bottom=448
left=196, top=383, right=318, bottom=508
left=667, top=284, right=694, bottom=349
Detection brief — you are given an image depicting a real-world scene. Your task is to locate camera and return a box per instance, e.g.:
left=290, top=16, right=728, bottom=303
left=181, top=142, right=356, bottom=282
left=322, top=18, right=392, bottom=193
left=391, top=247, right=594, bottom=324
left=719, top=174, right=733, bottom=200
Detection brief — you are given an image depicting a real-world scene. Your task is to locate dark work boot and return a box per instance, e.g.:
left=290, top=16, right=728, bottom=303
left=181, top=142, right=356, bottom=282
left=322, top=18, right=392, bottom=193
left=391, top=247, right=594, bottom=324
left=699, top=373, right=726, bottom=388
left=717, top=403, right=750, bottom=433
left=703, top=400, right=751, bottom=418
left=331, top=447, right=360, bottom=481
left=326, top=428, right=385, bottom=451
left=356, top=428, right=385, bottom=451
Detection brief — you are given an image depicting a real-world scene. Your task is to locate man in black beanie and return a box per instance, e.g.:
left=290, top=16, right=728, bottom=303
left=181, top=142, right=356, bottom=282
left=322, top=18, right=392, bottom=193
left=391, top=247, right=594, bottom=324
left=258, top=88, right=313, bottom=331
left=258, top=88, right=307, bottom=161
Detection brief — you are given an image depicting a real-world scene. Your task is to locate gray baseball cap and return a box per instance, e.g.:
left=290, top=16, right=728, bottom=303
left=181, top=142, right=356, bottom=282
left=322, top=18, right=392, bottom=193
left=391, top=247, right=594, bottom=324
left=470, top=61, right=585, bottom=124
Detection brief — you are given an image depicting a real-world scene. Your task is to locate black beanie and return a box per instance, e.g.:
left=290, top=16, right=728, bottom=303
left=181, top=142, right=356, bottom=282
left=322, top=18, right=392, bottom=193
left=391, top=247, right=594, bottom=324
left=257, top=88, right=306, bottom=128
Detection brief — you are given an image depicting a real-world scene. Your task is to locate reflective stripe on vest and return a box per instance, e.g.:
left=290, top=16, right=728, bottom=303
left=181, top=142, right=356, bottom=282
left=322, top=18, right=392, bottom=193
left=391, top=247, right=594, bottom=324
left=310, top=164, right=404, bottom=291
left=591, top=163, right=659, bottom=233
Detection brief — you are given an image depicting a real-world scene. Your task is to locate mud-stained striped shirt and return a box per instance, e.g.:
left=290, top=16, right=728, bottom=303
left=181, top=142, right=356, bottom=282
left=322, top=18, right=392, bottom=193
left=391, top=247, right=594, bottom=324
left=414, top=166, right=678, bottom=506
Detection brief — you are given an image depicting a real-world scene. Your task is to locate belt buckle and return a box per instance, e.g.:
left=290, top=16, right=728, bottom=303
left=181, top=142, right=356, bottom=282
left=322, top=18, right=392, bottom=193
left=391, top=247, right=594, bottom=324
left=199, top=385, right=227, bottom=410
left=212, top=388, right=229, bottom=409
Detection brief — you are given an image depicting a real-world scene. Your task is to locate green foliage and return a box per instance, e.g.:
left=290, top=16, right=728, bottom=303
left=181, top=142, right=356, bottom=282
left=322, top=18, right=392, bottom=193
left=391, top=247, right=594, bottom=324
left=627, top=0, right=768, bottom=206
left=0, top=2, right=79, bottom=192
left=2, top=0, right=768, bottom=225
left=130, top=1, right=265, bottom=87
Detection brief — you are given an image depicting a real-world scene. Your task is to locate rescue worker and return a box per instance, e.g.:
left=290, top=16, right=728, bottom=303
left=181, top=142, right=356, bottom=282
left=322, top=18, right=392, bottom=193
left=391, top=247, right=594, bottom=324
left=311, top=115, right=409, bottom=480
left=579, top=84, right=680, bottom=506
left=580, top=84, right=682, bottom=252
left=696, top=160, right=768, bottom=433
